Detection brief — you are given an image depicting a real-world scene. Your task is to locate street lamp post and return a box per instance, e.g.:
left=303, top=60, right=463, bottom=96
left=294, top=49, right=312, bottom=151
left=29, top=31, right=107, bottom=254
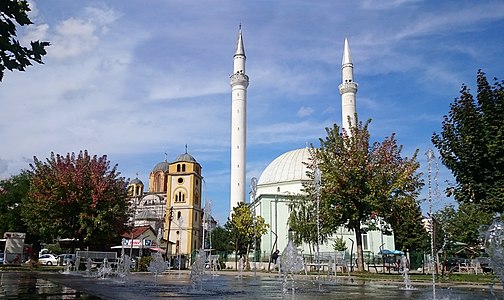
left=129, top=195, right=139, bottom=258
left=314, top=167, right=321, bottom=279
left=426, top=149, right=436, bottom=300
left=251, top=177, right=258, bottom=277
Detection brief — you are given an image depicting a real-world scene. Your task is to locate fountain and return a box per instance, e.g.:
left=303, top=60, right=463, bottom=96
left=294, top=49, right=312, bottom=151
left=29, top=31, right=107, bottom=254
left=115, top=253, right=132, bottom=279
left=147, top=252, right=169, bottom=286
left=237, top=256, right=245, bottom=278
left=85, top=258, right=93, bottom=277
left=60, top=260, right=72, bottom=275
left=279, top=240, right=306, bottom=295
left=399, top=254, right=415, bottom=290
left=481, top=217, right=504, bottom=288
left=97, top=258, right=112, bottom=279
left=189, top=249, right=207, bottom=290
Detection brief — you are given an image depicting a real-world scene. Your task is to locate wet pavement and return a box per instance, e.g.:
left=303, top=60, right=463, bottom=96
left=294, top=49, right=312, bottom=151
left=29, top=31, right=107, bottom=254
left=0, top=270, right=501, bottom=299
left=0, top=272, right=99, bottom=299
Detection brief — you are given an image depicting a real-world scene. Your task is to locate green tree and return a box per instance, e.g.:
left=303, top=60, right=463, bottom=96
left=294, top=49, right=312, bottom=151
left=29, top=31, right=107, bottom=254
left=0, top=0, right=49, bottom=81
left=432, top=71, right=504, bottom=213
left=434, top=203, right=493, bottom=249
left=23, top=150, right=130, bottom=250
left=209, top=226, right=233, bottom=259
left=392, top=198, right=429, bottom=253
left=0, top=171, right=30, bottom=234
left=313, top=118, right=423, bottom=271
left=333, top=236, right=347, bottom=251
left=288, top=193, right=331, bottom=256
left=0, top=171, right=45, bottom=257
left=225, top=202, right=269, bottom=269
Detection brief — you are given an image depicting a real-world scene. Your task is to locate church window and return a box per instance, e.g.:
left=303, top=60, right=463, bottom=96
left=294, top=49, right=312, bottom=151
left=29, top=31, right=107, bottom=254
left=177, top=164, right=181, bottom=172
left=175, top=191, right=186, bottom=203
left=277, top=187, right=280, bottom=192
left=156, top=174, right=162, bottom=191
left=237, top=164, right=240, bottom=168
left=182, top=164, right=186, bottom=172
left=237, top=127, right=239, bottom=131
left=177, top=212, right=181, bottom=219
left=195, top=212, right=198, bottom=222
left=178, top=177, right=183, bottom=184
left=237, top=145, right=239, bottom=149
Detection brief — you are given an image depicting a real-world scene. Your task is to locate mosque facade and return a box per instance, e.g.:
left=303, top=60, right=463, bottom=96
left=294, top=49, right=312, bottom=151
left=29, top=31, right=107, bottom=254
left=250, top=37, right=395, bottom=260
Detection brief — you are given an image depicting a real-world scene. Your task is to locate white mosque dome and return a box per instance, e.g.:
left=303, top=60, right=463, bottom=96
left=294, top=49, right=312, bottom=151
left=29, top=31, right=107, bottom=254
left=258, top=148, right=313, bottom=185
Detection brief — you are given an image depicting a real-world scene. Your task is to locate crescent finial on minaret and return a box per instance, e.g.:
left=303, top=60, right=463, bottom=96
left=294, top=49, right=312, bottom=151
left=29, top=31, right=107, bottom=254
left=235, top=25, right=245, bottom=57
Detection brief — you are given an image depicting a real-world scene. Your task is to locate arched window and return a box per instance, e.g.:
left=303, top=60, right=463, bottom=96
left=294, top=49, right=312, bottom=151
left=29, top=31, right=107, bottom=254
left=182, top=164, right=186, bottom=172
left=177, top=211, right=182, bottom=219
left=156, top=174, right=162, bottom=192
left=177, top=164, right=181, bottom=172
left=175, top=191, right=186, bottom=203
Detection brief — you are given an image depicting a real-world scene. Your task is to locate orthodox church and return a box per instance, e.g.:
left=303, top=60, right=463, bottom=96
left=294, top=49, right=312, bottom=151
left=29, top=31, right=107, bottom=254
left=127, top=149, right=203, bottom=259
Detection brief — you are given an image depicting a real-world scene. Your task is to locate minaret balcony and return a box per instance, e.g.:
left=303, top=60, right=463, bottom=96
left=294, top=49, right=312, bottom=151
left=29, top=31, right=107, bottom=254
left=230, top=73, right=249, bottom=87
left=338, top=82, right=358, bottom=94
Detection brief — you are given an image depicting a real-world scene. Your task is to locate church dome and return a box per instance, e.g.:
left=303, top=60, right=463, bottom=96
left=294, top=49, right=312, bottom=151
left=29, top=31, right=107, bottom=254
left=152, top=161, right=169, bottom=172
left=130, top=178, right=143, bottom=185
left=175, top=152, right=197, bottom=163
left=258, top=148, right=312, bottom=185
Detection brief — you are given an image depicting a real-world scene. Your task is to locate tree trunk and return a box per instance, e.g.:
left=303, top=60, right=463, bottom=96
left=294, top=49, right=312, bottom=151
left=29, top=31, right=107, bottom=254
left=353, top=225, right=365, bottom=272
left=234, top=240, right=238, bottom=270
left=245, top=243, right=250, bottom=270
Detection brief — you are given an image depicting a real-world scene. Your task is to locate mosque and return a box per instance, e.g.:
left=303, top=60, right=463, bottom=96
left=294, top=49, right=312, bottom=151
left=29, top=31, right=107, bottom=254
left=126, top=28, right=395, bottom=262
left=230, top=30, right=395, bottom=259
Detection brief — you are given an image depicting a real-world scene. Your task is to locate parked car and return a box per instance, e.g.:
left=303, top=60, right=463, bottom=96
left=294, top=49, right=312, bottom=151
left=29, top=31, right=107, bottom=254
left=39, top=254, right=58, bottom=266
left=58, top=254, right=76, bottom=266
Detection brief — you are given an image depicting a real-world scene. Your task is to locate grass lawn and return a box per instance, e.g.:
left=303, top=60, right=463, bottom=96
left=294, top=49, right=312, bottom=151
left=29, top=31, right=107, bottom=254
left=350, top=271, right=499, bottom=285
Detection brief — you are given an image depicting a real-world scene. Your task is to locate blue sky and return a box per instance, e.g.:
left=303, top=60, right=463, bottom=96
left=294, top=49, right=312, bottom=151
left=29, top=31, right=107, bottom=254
left=1, top=0, right=503, bottom=224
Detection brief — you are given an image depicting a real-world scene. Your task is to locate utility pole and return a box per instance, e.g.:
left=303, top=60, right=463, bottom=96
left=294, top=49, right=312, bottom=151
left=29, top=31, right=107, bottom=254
left=165, top=207, right=174, bottom=261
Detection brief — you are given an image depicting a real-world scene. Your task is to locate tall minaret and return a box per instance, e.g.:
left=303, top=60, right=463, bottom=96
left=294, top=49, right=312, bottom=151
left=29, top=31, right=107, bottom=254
left=338, top=37, right=358, bottom=135
left=229, top=26, right=249, bottom=212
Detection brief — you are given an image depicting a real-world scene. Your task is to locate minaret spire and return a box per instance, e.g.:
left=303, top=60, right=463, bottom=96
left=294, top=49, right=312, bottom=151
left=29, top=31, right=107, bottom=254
left=342, top=36, right=352, bottom=65
left=230, top=26, right=249, bottom=213
left=338, top=37, right=358, bottom=136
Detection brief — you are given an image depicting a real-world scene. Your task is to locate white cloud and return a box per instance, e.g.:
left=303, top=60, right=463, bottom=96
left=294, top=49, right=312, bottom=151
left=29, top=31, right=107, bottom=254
left=47, top=5, right=120, bottom=60
left=297, top=106, right=314, bottom=117
left=360, top=0, right=421, bottom=10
